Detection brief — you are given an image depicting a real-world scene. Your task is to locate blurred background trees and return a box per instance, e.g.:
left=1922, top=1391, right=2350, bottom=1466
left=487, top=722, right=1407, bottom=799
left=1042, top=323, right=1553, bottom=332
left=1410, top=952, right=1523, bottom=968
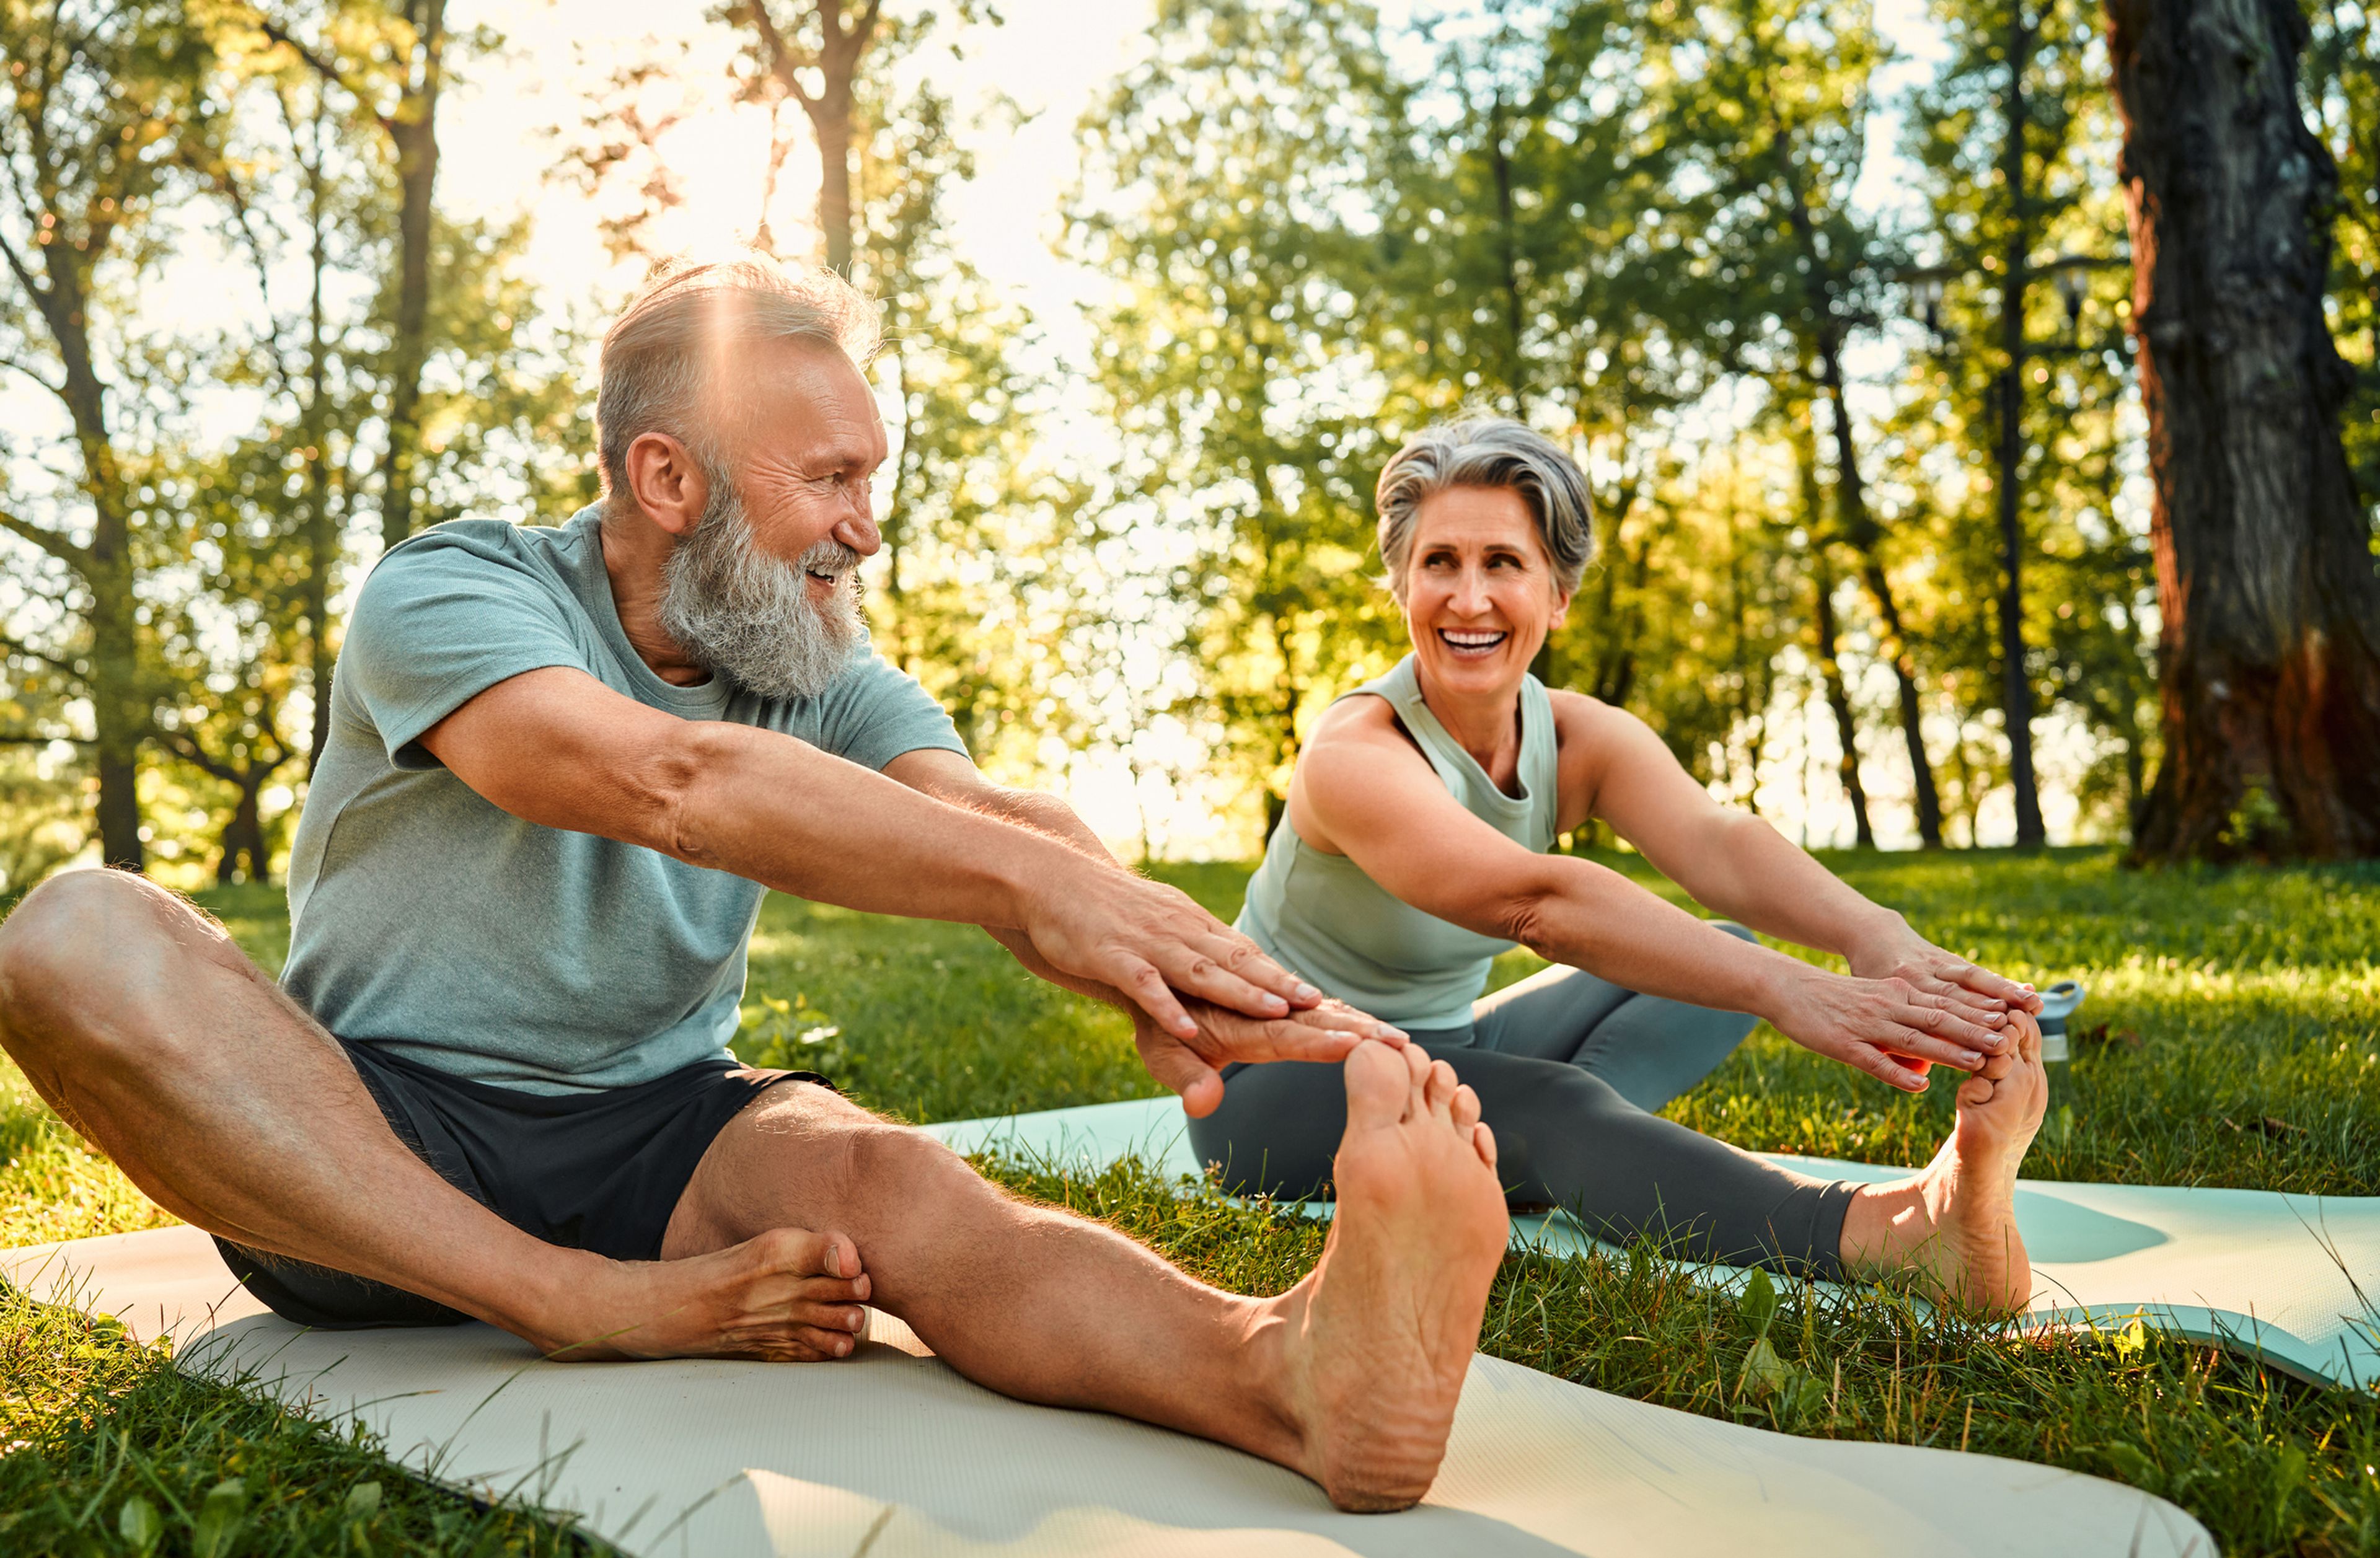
left=1, top=0, right=2374, bottom=886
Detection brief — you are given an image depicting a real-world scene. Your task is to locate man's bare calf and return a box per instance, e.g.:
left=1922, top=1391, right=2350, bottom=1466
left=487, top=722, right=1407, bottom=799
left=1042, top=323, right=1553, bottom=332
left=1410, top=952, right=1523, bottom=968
left=0, top=871, right=1509, bottom=1510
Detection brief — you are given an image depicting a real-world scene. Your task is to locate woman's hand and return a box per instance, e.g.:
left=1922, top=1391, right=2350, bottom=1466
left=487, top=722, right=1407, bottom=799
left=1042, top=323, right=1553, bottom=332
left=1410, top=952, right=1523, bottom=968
left=1133, top=997, right=1409, bottom=1119
left=1844, top=915, right=2042, bottom=1029
left=1763, top=964, right=2016, bottom=1094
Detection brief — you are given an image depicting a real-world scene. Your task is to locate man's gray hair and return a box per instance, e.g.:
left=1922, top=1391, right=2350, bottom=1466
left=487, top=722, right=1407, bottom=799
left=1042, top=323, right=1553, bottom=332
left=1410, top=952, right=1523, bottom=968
left=1374, top=418, right=1596, bottom=601
left=596, top=255, right=883, bottom=496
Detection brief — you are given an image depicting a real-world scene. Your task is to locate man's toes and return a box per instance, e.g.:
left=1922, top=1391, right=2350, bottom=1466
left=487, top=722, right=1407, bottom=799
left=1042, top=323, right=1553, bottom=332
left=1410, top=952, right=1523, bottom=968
left=1424, top=1059, right=1460, bottom=1121
left=1471, top=1120, right=1498, bottom=1171
left=797, top=1301, right=869, bottom=1334
left=791, top=1324, right=858, bottom=1358
left=1450, top=1083, right=1482, bottom=1132
left=795, top=1274, right=871, bottom=1308
left=1344, top=1039, right=1413, bottom=1125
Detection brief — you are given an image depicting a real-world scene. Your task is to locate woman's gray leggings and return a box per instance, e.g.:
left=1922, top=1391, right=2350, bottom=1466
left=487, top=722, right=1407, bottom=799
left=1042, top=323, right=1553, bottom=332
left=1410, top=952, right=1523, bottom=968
left=1186, top=925, right=1856, bottom=1278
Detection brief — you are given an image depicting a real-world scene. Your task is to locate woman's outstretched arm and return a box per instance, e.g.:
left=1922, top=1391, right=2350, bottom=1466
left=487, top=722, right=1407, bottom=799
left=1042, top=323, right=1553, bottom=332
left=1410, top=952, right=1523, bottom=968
left=1292, top=697, right=2011, bottom=1093
left=1554, top=695, right=2040, bottom=1019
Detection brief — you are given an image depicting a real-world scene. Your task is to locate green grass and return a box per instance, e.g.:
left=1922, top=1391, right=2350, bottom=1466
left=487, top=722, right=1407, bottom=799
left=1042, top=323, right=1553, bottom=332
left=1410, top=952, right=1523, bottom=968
left=3, top=850, right=2379, bottom=1553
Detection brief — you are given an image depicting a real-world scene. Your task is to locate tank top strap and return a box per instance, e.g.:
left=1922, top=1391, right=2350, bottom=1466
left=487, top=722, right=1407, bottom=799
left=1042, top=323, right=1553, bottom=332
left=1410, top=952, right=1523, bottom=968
left=1518, top=673, right=1559, bottom=852
left=1344, top=658, right=1464, bottom=793
left=1341, top=655, right=1560, bottom=851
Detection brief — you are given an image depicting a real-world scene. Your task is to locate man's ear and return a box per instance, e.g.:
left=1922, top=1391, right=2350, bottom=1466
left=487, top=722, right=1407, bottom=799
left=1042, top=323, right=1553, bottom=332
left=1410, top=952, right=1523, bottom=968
left=623, top=432, right=710, bottom=539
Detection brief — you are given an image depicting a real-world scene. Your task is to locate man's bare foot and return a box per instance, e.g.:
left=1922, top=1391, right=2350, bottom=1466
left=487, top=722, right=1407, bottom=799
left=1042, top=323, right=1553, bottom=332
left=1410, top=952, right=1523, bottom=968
left=1841, top=1013, right=2048, bottom=1315
left=1271, top=1041, right=1507, bottom=1513
left=522, top=1226, right=873, bottom=1361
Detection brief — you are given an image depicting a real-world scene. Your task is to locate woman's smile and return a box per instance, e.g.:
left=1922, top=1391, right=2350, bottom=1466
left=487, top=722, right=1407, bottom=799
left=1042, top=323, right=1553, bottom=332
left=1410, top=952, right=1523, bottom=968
left=1435, top=627, right=1511, bottom=659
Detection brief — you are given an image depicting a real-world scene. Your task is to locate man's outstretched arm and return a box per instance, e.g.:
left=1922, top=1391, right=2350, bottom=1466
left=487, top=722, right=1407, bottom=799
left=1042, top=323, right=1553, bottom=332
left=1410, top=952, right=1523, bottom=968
left=881, top=749, right=1406, bottom=1114
left=420, top=666, right=1311, bottom=1040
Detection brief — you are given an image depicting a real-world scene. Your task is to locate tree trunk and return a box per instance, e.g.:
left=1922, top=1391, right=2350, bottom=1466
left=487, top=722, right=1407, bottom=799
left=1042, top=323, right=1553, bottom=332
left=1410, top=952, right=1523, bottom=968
left=379, top=0, right=446, bottom=552
left=1813, top=552, right=1877, bottom=847
left=1814, top=348, right=1947, bottom=847
left=51, top=270, right=146, bottom=871
left=1488, top=88, right=1525, bottom=408
left=1997, top=11, right=2048, bottom=847
left=809, top=89, right=855, bottom=273
left=746, top=2, right=884, bottom=276
left=2107, top=0, right=2380, bottom=858
left=305, top=140, right=337, bottom=772
left=216, top=777, right=269, bottom=886
left=1791, top=413, right=1876, bottom=846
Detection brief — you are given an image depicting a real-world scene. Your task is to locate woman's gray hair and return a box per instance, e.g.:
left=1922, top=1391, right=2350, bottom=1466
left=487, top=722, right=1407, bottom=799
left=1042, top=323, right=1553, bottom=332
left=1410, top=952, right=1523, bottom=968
left=597, top=255, right=883, bottom=496
left=1374, top=418, right=1596, bottom=601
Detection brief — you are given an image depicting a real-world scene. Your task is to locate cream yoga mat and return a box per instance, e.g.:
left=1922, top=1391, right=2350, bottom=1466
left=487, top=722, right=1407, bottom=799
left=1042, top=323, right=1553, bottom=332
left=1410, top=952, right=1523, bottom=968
left=3, top=1225, right=2211, bottom=1557
left=923, top=1096, right=2380, bottom=1393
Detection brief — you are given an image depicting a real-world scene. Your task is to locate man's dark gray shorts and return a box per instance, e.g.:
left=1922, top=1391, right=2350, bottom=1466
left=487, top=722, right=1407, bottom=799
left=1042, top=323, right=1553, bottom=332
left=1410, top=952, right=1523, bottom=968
left=213, top=1037, right=824, bottom=1329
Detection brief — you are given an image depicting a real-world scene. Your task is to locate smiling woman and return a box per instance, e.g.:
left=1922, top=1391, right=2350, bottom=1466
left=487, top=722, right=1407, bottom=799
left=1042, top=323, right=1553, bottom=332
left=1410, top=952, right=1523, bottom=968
left=1187, top=415, right=2061, bottom=1318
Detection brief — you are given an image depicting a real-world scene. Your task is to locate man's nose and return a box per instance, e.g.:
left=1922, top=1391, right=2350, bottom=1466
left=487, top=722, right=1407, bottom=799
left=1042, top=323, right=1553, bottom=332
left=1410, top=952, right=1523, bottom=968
left=832, top=500, right=881, bottom=557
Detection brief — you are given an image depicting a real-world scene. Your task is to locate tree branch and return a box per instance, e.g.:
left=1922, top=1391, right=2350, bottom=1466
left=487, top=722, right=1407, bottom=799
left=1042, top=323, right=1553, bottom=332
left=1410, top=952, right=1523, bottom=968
left=250, top=11, right=399, bottom=138
left=0, top=624, right=73, bottom=675
left=0, top=732, right=86, bottom=746
left=0, top=504, right=90, bottom=571
left=746, top=2, right=822, bottom=108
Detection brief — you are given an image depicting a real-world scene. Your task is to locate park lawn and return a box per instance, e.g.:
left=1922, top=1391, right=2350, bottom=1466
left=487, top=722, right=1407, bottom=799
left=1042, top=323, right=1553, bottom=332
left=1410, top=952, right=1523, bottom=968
left=1, top=848, right=2376, bottom=1553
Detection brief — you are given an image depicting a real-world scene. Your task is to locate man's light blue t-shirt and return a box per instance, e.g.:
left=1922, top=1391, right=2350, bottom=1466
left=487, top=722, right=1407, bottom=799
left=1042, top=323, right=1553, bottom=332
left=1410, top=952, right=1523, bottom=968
left=281, top=505, right=967, bottom=1094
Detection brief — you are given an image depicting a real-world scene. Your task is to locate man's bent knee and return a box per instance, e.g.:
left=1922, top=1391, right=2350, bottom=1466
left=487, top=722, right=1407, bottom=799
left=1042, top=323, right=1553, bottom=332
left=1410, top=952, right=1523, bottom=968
left=0, top=869, right=232, bottom=1051
left=837, top=1117, right=985, bottom=1205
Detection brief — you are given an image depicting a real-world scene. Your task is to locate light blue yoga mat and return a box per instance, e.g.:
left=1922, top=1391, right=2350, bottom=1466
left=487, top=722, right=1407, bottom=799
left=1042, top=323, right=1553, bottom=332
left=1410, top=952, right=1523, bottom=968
left=925, top=1095, right=2380, bottom=1393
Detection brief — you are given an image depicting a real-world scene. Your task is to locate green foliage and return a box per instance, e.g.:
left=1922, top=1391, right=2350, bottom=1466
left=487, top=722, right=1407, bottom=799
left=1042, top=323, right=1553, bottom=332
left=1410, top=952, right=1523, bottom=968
left=0, top=1281, right=597, bottom=1554
left=1, top=853, right=2377, bottom=1553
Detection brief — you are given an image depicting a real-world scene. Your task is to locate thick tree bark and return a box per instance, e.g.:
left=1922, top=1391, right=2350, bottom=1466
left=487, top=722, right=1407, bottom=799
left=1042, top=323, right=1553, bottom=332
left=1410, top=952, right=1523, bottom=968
left=379, top=0, right=446, bottom=552
left=1996, top=9, right=2048, bottom=847
left=2106, top=0, right=2380, bottom=858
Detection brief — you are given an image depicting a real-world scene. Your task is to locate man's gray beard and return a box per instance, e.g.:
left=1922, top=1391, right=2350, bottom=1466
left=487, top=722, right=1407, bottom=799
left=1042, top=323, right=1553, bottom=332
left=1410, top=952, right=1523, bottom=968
left=656, top=483, right=866, bottom=700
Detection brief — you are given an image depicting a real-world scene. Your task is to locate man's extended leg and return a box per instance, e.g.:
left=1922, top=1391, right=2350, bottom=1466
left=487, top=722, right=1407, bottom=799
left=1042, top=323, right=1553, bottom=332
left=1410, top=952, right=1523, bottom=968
left=0, top=870, right=868, bottom=1355
left=664, top=1041, right=1510, bottom=1512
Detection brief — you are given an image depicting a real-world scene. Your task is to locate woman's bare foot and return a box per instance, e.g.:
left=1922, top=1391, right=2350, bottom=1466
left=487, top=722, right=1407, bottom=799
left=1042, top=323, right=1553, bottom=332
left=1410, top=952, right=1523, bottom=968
left=521, top=1226, right=873, bottom=1361
left=1840, top=1013, right=2049, bottom=1314
left=1270, top=1041, right=1507, bottom=1512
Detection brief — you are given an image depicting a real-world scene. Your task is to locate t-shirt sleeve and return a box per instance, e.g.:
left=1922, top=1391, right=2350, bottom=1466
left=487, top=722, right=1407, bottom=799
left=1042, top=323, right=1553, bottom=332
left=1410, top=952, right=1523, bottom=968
left=810, top=650, right=969, bottom=772
left=338, top=535, right=594, bottom=770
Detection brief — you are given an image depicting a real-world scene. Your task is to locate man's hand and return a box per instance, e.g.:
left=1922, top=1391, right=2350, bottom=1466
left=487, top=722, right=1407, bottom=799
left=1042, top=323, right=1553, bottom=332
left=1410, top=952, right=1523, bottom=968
left=1134, top=997, right=1410, bottom=1119
left=1012, top=857, right=1325, bottom=1041
left=1765, top=964, right=2017, bottom=1094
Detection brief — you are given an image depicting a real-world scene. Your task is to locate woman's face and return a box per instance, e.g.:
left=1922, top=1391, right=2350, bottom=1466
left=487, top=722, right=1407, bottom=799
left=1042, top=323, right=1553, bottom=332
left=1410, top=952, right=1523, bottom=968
left=1401, top=485, right=1572, bottom=697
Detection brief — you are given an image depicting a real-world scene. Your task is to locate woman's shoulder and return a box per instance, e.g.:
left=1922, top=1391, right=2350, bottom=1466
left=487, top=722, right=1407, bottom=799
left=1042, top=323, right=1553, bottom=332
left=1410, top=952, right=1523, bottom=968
left=1307, top=684, right=1411, bottom=748
left=1545, top=685, right=1625, bottom=744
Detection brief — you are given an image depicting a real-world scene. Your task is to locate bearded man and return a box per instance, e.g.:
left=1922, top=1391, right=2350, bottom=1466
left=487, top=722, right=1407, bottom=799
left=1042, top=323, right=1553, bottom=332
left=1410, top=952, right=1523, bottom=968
left=0, top=258, right=1513, bottom=1512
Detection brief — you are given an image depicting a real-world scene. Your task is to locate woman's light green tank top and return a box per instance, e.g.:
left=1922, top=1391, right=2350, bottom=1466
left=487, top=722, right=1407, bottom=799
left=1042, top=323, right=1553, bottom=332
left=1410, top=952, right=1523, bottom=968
left=1236, top=654, right=1561, bottom=1031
